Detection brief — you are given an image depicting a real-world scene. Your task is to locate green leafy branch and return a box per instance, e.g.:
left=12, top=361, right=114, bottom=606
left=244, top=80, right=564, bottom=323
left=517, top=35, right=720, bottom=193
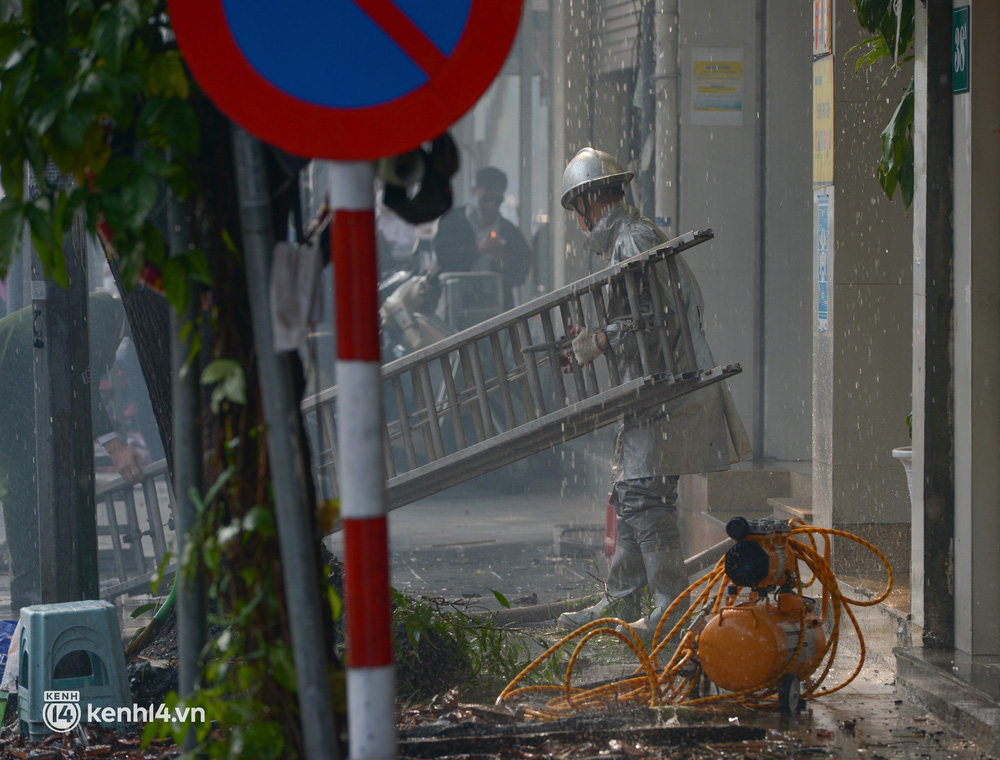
left=847, top=0, right=915, bottom=209
left=0, top=0, right=209, bottom=307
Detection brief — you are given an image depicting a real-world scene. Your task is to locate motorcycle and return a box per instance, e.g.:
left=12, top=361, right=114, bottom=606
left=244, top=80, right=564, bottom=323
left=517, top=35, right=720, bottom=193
left=379, top=264, right=453, bottom=361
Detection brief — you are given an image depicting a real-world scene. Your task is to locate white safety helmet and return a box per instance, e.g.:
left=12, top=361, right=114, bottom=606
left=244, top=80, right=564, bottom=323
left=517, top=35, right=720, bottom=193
left=560, top=147, right=634, bottom=210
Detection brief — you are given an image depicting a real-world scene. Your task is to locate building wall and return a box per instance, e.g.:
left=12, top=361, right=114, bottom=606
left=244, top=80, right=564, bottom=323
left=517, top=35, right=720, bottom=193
left=677, top=0, right=762, bottom=442
left=543, top=0, right=820, bottom=466
left=673, top=1, right=814, bottom=464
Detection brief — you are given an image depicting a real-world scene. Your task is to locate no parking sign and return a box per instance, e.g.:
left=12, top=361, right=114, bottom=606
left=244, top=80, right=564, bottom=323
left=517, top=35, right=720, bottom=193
left=168, top=0, right=523, bottom=159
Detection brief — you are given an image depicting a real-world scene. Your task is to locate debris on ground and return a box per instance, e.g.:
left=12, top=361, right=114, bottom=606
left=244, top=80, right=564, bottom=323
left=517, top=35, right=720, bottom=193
left=0, top=723, right=180, bottom=759
left=127, top=611, right=179, bottom=707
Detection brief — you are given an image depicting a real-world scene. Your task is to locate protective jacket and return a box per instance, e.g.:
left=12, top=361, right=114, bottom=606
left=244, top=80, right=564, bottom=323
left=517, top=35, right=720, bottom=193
left=586, top=203, right=752, bottom=480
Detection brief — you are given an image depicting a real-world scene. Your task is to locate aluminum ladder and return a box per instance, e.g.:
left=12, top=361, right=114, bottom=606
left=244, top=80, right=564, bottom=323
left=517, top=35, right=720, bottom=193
left=301, top=229, right=741, bottom=511
left=95, top=461, right=176, bottom=600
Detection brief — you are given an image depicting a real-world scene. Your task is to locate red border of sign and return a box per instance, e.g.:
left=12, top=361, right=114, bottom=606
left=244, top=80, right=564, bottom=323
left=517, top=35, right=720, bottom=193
left=168, top=0, right=523, bottom=160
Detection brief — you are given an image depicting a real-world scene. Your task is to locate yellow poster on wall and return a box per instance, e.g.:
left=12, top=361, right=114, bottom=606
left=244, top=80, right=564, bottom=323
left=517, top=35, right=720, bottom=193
left=690, top=48, right=744, bottom=126
left=813, top=55, right=833, bottom=187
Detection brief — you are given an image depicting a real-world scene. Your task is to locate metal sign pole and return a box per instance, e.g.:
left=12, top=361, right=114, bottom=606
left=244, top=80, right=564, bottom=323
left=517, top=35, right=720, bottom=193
left=329, top=160, right=397, bottom=760
left=168, top=189, right=206, bottom=753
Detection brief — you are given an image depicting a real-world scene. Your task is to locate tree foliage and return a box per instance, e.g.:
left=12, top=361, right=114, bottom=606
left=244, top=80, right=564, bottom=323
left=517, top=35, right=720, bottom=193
left=0, top=0, right=207, bottom=305
left=848, top=0, right=915, bottom=209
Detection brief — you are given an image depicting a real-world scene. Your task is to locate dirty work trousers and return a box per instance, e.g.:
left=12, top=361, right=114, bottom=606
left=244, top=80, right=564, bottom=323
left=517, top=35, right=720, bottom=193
left=605, top=475, right=688, bottom=610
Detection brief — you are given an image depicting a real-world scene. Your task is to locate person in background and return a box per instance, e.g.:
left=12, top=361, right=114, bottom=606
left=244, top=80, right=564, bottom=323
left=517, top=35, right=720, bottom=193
left=433, top=166, right=532, bottom=310
left=0, top=291, right=145, bottom=610
left=555, top=148, right=752, bottom=637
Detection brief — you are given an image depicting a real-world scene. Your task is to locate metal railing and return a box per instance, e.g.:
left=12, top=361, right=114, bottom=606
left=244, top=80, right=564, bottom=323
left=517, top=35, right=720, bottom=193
left=302, top=229, right=741, bottom=511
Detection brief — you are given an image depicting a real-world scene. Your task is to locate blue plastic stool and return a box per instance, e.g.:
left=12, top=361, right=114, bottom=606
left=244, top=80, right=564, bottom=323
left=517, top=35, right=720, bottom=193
left=17, top=600, right=130, bottom=738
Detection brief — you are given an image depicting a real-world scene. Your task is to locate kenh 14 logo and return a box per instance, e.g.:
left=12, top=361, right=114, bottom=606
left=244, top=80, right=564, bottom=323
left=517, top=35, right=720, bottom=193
left=42, top=690, right=82, bottom=733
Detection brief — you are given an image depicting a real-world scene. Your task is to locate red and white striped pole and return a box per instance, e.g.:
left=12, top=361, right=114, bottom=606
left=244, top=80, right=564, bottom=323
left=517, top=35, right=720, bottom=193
left=329, top=161, right=397, bottom=760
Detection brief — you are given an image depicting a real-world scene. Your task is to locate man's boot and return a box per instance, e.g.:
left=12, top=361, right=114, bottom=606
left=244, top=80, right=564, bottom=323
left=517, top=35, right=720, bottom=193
left=557, top=544, right=644, bottom=630
left=618, top=543, right=689, bottom=641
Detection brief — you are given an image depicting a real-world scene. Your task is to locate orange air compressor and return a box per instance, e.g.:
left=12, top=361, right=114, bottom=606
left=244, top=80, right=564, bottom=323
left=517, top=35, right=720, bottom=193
left=696, top=517, right=826, bottom=712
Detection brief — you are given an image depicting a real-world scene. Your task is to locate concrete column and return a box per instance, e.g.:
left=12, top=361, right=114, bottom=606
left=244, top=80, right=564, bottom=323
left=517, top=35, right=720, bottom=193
left=811, top=5, right=914, bottom=580
left=762, top=1, right=813, bottom=462
left=951, top=0, right=1000, bottom=655
left=911, top=0, right=955, bottom=646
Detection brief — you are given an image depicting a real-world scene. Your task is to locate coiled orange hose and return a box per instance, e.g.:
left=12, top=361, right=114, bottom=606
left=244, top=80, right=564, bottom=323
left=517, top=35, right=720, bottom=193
left=496, top=523, right=893, bottom=719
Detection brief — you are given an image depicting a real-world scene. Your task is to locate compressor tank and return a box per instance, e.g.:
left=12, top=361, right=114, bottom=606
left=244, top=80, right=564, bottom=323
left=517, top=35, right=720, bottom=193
left=698, top=594, right=826, bottom=693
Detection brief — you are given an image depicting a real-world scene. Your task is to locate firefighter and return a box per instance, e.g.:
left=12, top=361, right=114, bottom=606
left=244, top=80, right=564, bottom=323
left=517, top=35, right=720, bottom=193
left=556, top=147, right=752, bottom=636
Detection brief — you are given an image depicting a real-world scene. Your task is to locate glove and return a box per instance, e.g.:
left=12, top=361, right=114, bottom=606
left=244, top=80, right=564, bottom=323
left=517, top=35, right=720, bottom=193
left=572, top=327, right=604, bottom=365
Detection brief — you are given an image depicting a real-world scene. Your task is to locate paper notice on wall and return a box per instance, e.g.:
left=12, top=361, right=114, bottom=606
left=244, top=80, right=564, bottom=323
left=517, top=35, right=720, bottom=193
left=816, top=193, right=830, bottom=333
left=813, top=55, right=834, bottom=187
left=690, top=48, right=743, bottom=126
left=814, top=0, right=832, bottom=56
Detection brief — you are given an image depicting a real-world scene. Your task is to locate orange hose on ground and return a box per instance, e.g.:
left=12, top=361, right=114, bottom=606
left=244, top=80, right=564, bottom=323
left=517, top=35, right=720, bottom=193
left=496, top=523, right=894, bottom=719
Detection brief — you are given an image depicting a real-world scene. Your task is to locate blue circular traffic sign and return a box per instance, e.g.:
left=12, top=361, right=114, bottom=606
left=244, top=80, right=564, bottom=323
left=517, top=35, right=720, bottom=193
left=169, top=0, right=523, bottom=160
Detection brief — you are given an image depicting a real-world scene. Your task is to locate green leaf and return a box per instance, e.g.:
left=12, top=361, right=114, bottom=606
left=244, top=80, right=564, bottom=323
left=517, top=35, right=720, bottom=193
left=877, top=77, right=914, bottom=209
left=853, top=0, right=892, bottom=33
left=26, top=198, right=68, bottom=287
left=201, top=359, right=248, bottom=413
left=143, top=50, right=190, bottom=98
left=138, top=96, right=200, bottom=153
left=204, top=465, right=236, bottom=506
left=31, top=0, right=70, bottom=48
left=149, top=551, right=174, bottom=596
left=847, top=35, right=888, bottom=73
left=26, top=92, right=62, bottom=136
left=93, top=7, right=130, bottom=71
left=327, top=586, right=343, bottom=622
left=0, top=26, right=28, bottom=70
left=491, top=589, right=511, bottom=609
left=130, top=601, right=159, bottom=618
left=6, top=41, right=38, bottom=106
left=92, top=154, right=135, bottom=190
left=119, top=171, right=161, bottom=229
left=269, top=643, right=297, bottom=692
left=157, top=99, right=200, bottom=154
left=242, top=506, right=275, bottom=536
left=161, top=255, right=190, bottom=313
left=232, top=722, right=284, bottom=760
left=185, top=248, right=212, bottom=285
left=55, top=107, right=92, bottom=148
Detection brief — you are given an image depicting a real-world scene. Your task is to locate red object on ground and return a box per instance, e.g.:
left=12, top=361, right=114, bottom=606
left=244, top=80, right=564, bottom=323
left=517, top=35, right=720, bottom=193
left=604, top=494, right=617, bottom=556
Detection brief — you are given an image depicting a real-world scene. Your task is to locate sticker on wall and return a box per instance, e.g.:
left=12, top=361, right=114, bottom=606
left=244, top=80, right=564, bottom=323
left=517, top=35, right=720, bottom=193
left=817, top=193, right=830, bottom=332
